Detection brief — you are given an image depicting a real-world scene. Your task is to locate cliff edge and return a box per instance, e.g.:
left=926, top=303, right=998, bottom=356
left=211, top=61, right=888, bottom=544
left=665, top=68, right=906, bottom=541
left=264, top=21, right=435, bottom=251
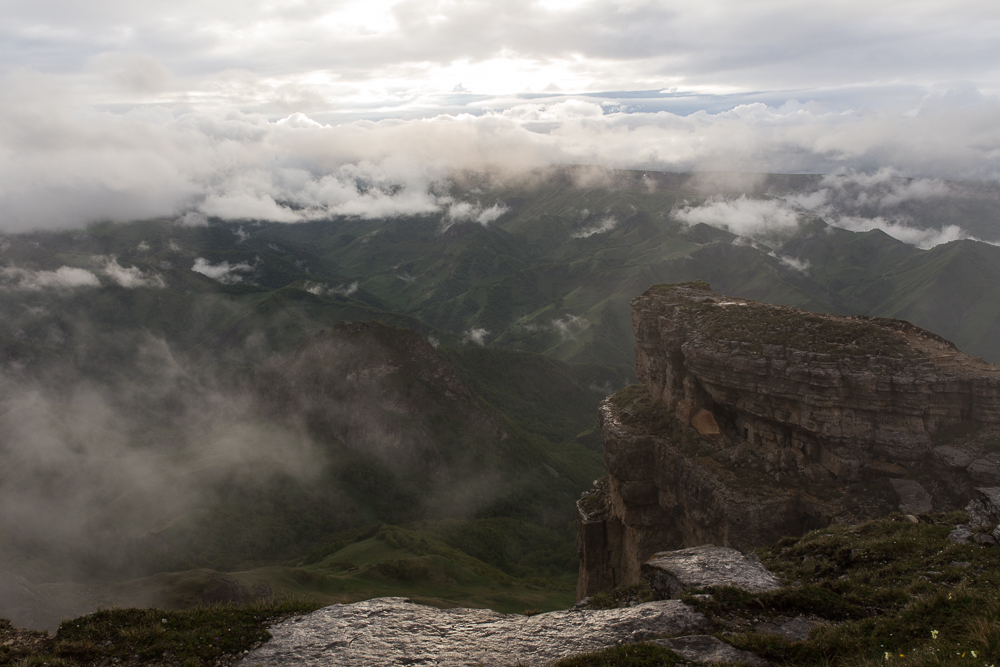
left=577, top=281, right=1000, bottom=599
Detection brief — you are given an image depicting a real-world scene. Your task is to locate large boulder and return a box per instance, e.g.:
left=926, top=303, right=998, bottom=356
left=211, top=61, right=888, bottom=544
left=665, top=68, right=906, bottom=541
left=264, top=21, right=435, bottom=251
left=641, top=545, right=782, bottom=598
left=244, top=597, right=708, bottom=667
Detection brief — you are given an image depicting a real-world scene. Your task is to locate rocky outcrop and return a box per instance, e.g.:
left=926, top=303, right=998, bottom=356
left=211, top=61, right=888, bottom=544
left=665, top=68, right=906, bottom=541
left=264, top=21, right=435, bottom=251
left=642, top=546, right=782, bottom=599
left=633, top=283, right=1000, bottom=469
left=242, top=597, right=708, bottom=667
left=948, top=487, right=1000, bottom=545
left=578, top=282, right=1000, bottom=599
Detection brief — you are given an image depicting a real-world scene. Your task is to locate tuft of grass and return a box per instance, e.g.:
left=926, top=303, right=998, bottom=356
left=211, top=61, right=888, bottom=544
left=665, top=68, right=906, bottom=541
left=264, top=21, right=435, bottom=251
left=585, top=582, right=657, bottom=610
left=548, top=643, right=680, bottom=667
left=0, top=599, right=320, bottom=667
left=684, top=513, right=1000, bottom=666
left=566, top=513, right=1000, bottom=667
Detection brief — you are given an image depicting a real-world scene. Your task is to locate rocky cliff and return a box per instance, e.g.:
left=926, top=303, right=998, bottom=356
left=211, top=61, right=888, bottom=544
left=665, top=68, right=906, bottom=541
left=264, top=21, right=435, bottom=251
left=577, top=281, right=1000, bottom=599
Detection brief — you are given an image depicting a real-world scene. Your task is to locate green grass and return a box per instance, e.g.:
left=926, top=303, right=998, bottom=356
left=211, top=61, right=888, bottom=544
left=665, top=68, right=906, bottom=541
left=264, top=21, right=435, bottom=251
left=0, top=600, right=320, bottom=667
left=547, top=644, right=680, bottom=667
left=682, top=513, right=1000, bottom=666
left=7, top=513, right=1000, bottom=667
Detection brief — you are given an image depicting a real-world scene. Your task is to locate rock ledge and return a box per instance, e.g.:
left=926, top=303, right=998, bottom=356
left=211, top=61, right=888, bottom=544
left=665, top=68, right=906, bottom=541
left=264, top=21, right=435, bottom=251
left=242, top=597, right=708, bottom=667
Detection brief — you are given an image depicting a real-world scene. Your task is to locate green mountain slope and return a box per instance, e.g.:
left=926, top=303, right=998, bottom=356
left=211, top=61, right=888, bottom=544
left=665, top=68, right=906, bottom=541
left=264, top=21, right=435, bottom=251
left=3, top=167, right=1000, bottom=628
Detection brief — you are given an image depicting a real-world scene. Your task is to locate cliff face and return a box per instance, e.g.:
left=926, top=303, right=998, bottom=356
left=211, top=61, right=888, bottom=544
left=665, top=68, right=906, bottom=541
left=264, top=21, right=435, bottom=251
left=577, top=282, right=1000, bottom=599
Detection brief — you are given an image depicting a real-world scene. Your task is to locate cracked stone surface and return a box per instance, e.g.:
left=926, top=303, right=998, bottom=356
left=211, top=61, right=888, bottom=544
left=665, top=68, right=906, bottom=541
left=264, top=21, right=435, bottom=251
left=241, top=597, right=708, bottom=667
left=641, top=546, right=782, bottom=599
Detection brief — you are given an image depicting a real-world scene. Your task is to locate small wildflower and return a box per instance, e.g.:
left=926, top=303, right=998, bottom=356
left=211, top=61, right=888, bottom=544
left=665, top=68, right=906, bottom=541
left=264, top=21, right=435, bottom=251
left=972, top=651, right=979, bottom=658
left=931, top=630, right=939, bottom=640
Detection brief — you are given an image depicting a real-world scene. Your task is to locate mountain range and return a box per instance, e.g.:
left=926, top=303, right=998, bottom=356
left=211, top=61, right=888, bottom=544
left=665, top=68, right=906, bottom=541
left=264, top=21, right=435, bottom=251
left=1, top=166, right=999, bottom=628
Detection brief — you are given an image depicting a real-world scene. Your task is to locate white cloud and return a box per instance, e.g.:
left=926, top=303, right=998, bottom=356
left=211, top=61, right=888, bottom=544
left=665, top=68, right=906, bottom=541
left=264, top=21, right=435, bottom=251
left=462, top=327, right=489, bottom=346
left=0, top=266, right=100, bottom=291
left=778, top=168, right=995, bottom=249
left=674, top=196, right=801, bottom=238
left=2, top=68, right=1000, bottom=233
left=677, top=179, right=998, bottom=249
left=500, top=100, right=605, bottom=122
left=829, top=217, right=994, bottom=250
left=788, top=168, right=955, bottom=212
left=100, top=256, right=165, bottom=288
left=443, top=201, right=509, bottom=229
left=551, top=314, right=590, bottom=338
left=775, top=254, right=811, bottom=273
left=200, top=192, right=302, bottom=223
left=191, top=258, right=254, bottom=284
left=572, top=215, right=618, bottom=238
left=307, top=281, right=359, bottom=296
left=475, top=203, right=509, bottom=225
left=517, top=314, right=590, bottom=338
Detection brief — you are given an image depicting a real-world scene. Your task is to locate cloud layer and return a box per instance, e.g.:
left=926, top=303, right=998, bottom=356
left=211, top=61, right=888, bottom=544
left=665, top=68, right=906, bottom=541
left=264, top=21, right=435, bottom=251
left=2, top=79, right=1000, bottom=232
left=4, top=0, right=999, bottom=117
left=1, top=0, right=998, bottom=231
left=674, top=169, right=1000, bottom=249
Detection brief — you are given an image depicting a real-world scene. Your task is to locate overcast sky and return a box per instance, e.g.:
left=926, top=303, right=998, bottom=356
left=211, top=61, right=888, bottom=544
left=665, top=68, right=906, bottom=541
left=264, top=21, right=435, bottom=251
left=1, top=0, right=999, bottom=229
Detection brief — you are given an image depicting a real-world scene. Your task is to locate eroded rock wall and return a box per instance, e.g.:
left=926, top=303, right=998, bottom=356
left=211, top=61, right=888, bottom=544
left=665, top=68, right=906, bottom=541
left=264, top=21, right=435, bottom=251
left=633, top=284, right=1000, bottom=475
left=578, top=282, right=1000, bottom=599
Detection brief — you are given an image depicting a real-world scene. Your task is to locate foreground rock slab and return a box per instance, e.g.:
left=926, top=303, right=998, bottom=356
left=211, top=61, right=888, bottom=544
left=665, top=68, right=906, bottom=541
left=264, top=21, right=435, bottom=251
left=242, top=597, right=708, bottom=667
left=642, top=545, right=782, bottom=598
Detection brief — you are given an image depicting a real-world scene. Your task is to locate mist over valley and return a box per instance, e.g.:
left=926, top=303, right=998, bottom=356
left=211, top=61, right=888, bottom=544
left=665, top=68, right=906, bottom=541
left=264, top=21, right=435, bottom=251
left=0, top=167, right=998, bottom=633
left=3, top=1, right=1000, bottom=664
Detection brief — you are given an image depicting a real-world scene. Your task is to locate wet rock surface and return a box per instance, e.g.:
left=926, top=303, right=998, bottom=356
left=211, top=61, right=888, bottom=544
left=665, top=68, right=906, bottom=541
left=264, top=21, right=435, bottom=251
left=241, top=597, right=708, bottom=667
left=642, top=546, right=782, bottom=599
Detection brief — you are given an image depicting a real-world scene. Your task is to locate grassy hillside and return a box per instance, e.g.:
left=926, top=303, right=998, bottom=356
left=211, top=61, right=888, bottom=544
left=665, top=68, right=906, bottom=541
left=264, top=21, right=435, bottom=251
left=2, top=167, right=1000, bottom=633
left=254, top=169, right=1000, bottom=365
left=5, top=512, right=997, bottom=667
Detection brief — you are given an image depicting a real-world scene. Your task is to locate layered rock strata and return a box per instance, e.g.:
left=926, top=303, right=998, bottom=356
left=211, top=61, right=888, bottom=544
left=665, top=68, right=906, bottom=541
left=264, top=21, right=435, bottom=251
left=578, top=282, right=1000, bottom=599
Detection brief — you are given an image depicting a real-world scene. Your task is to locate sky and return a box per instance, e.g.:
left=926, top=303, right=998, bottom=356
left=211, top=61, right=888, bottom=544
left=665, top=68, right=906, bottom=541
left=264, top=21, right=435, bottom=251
left=1, top=0, right=1000, bottom=229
